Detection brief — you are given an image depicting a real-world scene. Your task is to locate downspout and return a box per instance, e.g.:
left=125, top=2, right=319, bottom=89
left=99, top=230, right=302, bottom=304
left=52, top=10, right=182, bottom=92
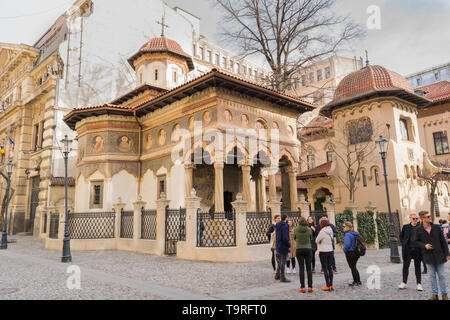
left=133, top=110, right=143, bottom=196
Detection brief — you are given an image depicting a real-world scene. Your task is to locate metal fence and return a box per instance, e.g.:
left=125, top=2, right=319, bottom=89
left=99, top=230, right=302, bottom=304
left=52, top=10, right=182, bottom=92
left=197, top=211, right=236, bottom=247
left=141, top=209, right=157, bottom=240
left=165, top=207, right=186, bottom=255
left=68, top=211, right=115, bottom=239
left=246, top=211, right=272, bottom=245
left=120, top=210, right=134, bottom=239
left=49, top=214, right=59, bottom=239
left=282, top=210, right=302, bottom=227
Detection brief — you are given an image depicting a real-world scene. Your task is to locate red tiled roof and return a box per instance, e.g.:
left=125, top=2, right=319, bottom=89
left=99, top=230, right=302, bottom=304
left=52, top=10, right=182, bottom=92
left=322, top=65, right=431, bottom=116
left=64, top=69, right=316, bottom=130
left=297, top=162, right=332, bottom=180
left=50, top=177, right=75, bottom=186
left=416, top=80, right=450, bottom=104
left=128, top=37, right=195, bottom=71
left=267, top=174, right=307, bottom=190
left=299, top=116, right=333, bottom=135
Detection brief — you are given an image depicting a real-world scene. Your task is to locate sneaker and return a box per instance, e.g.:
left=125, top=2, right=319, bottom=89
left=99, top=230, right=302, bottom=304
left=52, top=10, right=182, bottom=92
left=357, top=282, right=362, bottom=286
left=320, top=269, right=324, bottom=273
left=292, top=268, right=296, bottom=274
left=321, top=285, right=330, bottom=291
left=308, top=287, right=314, bottom=293
left=333, top=269, right=338, bottom=274
left=280, top=278, right=291, bottom=283
left=417, top=284, right=423, bottom=292
left=398, top=283, right=408, bottom=290
left=312, top=269, right=316, bottom=273
left=286, top=268, right=291, bottom=274
left=299, top=288, right=306, bottom=293
left=349, top=282, right=358, bottom=287
left=329, top=286, right=335, bottom=291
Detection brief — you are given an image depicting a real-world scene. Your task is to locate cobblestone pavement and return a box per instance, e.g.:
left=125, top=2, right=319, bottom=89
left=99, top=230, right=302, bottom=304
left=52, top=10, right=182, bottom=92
left=0, top=236, right=448, bottom=300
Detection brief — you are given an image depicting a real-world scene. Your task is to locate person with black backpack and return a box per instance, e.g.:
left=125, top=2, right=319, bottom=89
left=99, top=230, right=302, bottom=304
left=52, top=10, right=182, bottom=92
left=343, top=221, right=363, bottom=287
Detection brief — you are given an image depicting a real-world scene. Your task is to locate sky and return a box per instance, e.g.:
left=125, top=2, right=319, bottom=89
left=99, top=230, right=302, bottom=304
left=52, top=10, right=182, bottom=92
left=0, top=0, right=449, bottom=76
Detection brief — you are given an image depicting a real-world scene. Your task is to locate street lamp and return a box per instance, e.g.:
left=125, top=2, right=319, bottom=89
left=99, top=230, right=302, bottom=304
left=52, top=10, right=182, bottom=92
left=61, top=135, right=72, bottom=263
left=1, top=160, right=14, bottom=250
left=376, top=135, right=401, bottom=264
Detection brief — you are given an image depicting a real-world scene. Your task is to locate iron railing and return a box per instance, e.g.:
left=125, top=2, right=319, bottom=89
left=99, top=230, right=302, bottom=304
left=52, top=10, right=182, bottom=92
left=49, top=214, right=59, bottom=239
left=165, top=207, right=186, bottom=255
left=246, top=210, right=272, bottom=245
left=42, top=213, right=47, bottom=234
left=68, top=211, right=115, bottom=239
left=282, top=210, right=302, bottom=227
left=197, top=211, right=236, bottom=247
left=120, top=210, right=134, bottom=239
left=141, top=209, right=157, bottom=240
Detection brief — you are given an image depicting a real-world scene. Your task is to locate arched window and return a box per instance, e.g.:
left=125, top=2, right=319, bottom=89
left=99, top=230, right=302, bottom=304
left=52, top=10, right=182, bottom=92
left=155, top=69, right=159, bottom=81
left=374, top=168, right=380, bottom=186
left=404, top=165, right=410, bottom=179
left=362, top=169, right=367, bottom=187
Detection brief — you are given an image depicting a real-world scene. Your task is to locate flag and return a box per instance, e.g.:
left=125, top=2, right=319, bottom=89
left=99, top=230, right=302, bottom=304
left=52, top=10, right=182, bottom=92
left=0, top=144, right=4, bottom=158
left=8, top=136, right=14, bottom=150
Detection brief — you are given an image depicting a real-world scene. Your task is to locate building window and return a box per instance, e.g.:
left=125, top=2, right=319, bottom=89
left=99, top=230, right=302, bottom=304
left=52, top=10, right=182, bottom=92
left=374, top=168, right=380, bottom=186
left=435, top=72, right=440, bottom=81
left=229, top=60, right=234, bottom=71
left=39, top=121, right=44, bottom=148
left=309, top=72, right=314, bottom=83
left=399, top=118, right=410, bottom=141
left=200, top=47, right=205, bottom=60
left=157, top=175, right=167, bottom=199
left=301, top=75, right=307, bottom=86
left=207, top=50, right=212, bottom=63
left=193, top=44, right=197, bottom=57
left=433, top=131, right=449, bottom=155
left=173, top=70, right=178, bottom=83
left=325, top=67, right=331, bottom=79
left=33, top=123, right=40, bottom=151
left=307, top=155, right=315, bottom=170
left=362, top=170, right=367, bottom=187
left=215, top=53, right=220, bottom=66
left=155, top=69, right=159, bottom=81
left=416, top=77, right=422, bottom=86
left=222, top=57, right=227, bottom=69
left=317, top=70, right=323, bottom=81
left=236, top=63, right=240, bottom=74
left=90, top=181, right=104, bottom=209
left=326, top=151, right=333, bottom=163
left=434, top=194, right=440, bottom=218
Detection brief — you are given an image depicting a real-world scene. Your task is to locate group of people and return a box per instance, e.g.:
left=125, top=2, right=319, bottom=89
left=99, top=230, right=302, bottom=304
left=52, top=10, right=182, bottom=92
left=267, top=210, right=450, bottom=300
left=400, top=212, right=450, bottom=300
left=267, top=213, right=362, bottom=292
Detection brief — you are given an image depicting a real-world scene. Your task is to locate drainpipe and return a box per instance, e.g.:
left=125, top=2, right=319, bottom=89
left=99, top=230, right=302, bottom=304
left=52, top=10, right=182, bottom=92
left=133, top=110, right=143, bottom=196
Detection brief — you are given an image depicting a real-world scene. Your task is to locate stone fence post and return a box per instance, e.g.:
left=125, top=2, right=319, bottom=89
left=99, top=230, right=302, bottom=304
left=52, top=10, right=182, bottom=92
left=156, top=193, right=170, bottom=255
left=232, top=193, right=248, bottom=247
left=323, top=196, right=336, bottom=226
left=133, top=196, right=147, bottom=240
left=185, top=189, right=200, bottom=249
left=267, top=195, right=282, bottom=222
left=365, top=201, right=379, bottom=250
left=113, top=198, right=125, bottom=239
left=346, top=200, right=358, bottom=231
left=297, top=194, right=310, bottom=218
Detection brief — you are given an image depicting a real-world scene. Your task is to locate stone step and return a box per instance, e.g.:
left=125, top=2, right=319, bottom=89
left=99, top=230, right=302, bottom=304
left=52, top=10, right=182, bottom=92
left=14, top=232, right=33, bottom=236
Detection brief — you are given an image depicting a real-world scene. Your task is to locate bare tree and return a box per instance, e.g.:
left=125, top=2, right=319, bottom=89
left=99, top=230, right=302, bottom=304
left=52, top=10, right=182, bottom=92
left=214, top=0, right=363, bottom=92
left=327, top=118, right=382, bottom=202
left=418, top=159, right=450, bottom=221
left=0, top=169, right=14, bottom=231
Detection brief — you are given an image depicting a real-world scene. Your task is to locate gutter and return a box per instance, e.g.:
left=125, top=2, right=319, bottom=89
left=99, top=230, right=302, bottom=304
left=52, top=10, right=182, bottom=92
left=133, top=110, right=143, bottom=196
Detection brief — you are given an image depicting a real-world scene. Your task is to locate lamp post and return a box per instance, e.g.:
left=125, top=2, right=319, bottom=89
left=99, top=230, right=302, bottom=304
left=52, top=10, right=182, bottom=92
left=61, top=135, right=72, bottom=263
left=1, top=161, right=14, bottom=250
left=376, top=135, right=401, bottom=264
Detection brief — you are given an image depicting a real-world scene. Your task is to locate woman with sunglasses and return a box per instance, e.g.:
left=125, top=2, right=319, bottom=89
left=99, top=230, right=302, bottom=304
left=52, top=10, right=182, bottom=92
left=398, top=214, right=423, bottom=291
left=413, top=211, right=450, bottom=300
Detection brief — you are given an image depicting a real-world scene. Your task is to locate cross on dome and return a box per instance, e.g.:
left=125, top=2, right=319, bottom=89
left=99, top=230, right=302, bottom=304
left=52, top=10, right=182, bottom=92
left=156, top=13, right=170, bottom=37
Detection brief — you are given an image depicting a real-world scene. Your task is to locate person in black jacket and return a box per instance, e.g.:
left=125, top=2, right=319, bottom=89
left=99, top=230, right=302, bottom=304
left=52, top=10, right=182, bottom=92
left=307, top=216, right=318, bottom=272
left=275, top=214, right=291, bottom=283
left=413, top=211, right=450, bottom=301
left=267, top=215, right=281, bottom=275
left=398, top=214, right=423, bottom=291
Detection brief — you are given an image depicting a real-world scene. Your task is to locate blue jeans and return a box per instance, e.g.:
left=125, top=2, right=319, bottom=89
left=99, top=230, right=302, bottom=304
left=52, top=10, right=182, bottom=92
left=427, top=264, right=447, bottom=295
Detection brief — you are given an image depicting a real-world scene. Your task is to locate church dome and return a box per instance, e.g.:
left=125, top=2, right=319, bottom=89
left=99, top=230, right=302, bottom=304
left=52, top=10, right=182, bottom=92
left=322, top=65, right=430, bottom=115
left=128, top=37, right=195, bottom=71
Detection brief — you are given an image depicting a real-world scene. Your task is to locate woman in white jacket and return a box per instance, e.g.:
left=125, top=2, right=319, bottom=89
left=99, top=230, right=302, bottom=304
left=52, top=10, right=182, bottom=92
left=316, top=219, right=335, bottom=291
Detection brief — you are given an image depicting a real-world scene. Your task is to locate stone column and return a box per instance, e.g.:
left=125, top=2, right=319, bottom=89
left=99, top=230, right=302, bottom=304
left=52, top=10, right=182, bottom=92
left=297, top=194, right=310, bottom=218
left=267, top=196, right=282, bottom=222
left=323, top=196, right=336, bottom=226
left=231, top=193, right=248, bottom=247
left=185, top=163, right=196, bottom=198
left=185, top=189, right=201, bottom=249
left=214, top=162, right=224, bottom=212
left=259, top=174, right=267, bottom=211
left=268, top=172, right=277, bottom=201
left=156, top=193, right=170, bottom=255
left=365, top=201, right=379, bottom=250
left=346, top=200, right=358, bottom=231
left=287, top=166, right=298, bottom=211
left=240, top=164, right=252, bottom=209
left=133, top=196, right=147, bottom=240
left=113, top=198, right=126, bottom=239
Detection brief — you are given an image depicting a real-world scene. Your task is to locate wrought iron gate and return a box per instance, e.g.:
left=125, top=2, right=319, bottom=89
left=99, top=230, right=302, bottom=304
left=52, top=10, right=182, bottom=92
left=29, top=177, right=41, bottom=232
left=165, top=207, right=186, bottom=255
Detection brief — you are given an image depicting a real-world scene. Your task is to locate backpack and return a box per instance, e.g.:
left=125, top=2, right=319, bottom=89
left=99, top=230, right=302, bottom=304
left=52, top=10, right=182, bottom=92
left=354, top=234, right=366, bottom=257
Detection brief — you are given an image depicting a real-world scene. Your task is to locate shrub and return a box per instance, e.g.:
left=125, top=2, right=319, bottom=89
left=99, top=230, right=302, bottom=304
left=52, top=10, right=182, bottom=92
left=356, top=211, right=376, bottom=244
left=335, top=210, right=354, bottom=244
left=376, top=213, right=390, bottom=249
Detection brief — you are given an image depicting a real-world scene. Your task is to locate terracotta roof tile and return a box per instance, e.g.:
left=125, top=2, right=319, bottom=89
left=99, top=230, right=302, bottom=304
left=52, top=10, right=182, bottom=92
left=299, top=115, right=333, bottom=135
left=416, top=80, right=450, bottom=104
left=50, top=177, right=75, bottom=186
left=297, top=162, right=332, bottom=180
